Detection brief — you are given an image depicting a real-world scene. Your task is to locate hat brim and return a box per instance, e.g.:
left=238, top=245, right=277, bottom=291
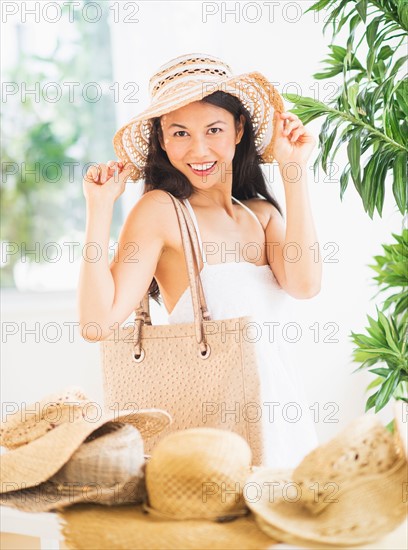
left=0, top=473, right=147, bottom=513
left=113, top=71, right=285, bottom=182
left=245, top=460, right=408, bottom=547
left=0, top=409, right=171, bottom=492
left=57, top=502, right=278, bottom=550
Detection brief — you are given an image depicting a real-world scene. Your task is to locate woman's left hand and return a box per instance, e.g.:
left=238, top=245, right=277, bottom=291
left=271, top=111, right=316, bottom=168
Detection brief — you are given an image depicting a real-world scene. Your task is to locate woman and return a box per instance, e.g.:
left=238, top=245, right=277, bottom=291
left=78, top=53, right=322, bottom=468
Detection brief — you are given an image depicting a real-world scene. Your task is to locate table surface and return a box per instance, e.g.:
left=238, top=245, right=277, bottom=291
left=1, top=505, right=407, bottom=549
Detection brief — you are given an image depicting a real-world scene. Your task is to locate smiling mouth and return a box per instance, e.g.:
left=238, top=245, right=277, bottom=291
left=187, top=161, right=217, bottom=173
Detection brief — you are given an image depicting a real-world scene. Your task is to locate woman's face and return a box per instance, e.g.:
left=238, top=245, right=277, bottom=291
left=158, top=101, right=245, bottom=188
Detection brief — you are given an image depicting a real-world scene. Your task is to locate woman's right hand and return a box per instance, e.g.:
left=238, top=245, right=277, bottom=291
left=83, top=160, right=134, bottom=204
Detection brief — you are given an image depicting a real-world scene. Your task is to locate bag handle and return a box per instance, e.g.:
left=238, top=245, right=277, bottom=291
left=133, top=192, right=210, bottom=324
left=133, top=192, right=210, bottom=353
left=132, top=192, right=211, bottom=355
left=169, top=194, right=210, bottom=321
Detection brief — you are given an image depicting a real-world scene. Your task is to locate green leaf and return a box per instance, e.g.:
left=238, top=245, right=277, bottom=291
left=333, top=121, right=354, bottom=149
left=282, top=94, right=325, bottom=108
left=389, top=55, right=408, bottom=79
left=324, top=0, right=350, bottom=36
left=377, top=309, right=400, bottom=353
left=366, top=313, right=387, bottom=335
left=385, top=418, right=395, bottom=433
left=352, top=346, right=399, bottom=356
left=367, top=49, right=376, bottom=80
left=388, top=104, right=404, bottom=143
left=366, top=376, right=385, bottom=391
left=347, top=133, right=361, bottom=193
left=393, top=151, right=408, bottom=215
left=383, top=291, right=406, bottom=310
left=348, top=83, right=360, bottom=117
left=397, top=1, right=408, bottom=32
left=330, top=45, right=348, bottom=62
left=365, top=390, right=379, bottom=412
left=375, top=369, right=401, bottom=412
left=367, top=16, right=382, bottom=48
left=313, top=66, right=344, bottom=79
left=374, top=150, right=392, bottom=217
left=378, top=45, right=394, bottom=61
left=349, top=12, right=361, bottom=34
left=394, top=293, right=408, bottom=316
left=322, top=127, right=338, bottom=172
left=368, top=367, right=392, bottom=377
left=395, top=79, right=408, bottom=117
left=304, top=0, right=333, bottom=14
left=353, top=351, right=380, bottom=364
left=340, top=168, right=350, bottom=199
left=366, top=325, right=386, bottom=345
left=390, top=262, right=408, bottom=277
left=362, top=150, right=381, bottom=218
left=337, top=11, right=352, bottom=35
left=356, top=0, right=368, bottom=23
left=352, top=333, right=378, bottom=347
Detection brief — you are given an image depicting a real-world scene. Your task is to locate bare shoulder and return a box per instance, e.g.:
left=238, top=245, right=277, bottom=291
left=136, top=189, right=175, bottom=210
left=240, top=197, right=283, bottom=230
left=123, top=189, right=182, bottom=250
left=124, top=189, right=175, bottom=232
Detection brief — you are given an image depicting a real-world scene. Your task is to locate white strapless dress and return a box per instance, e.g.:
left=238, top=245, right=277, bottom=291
left=167, top=196, right=319, bottom=469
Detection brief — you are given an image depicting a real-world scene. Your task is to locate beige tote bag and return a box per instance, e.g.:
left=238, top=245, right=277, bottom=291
left=100, top=192, right=265, bottom=465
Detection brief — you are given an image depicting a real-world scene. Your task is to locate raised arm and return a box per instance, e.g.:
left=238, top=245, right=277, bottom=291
left=267, top=110, right=322, bottom=298
left=77, top=161, right=167, bottom=341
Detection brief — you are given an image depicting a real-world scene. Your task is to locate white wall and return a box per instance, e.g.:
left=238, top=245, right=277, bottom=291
left=1, top=1, right=403, bottom=444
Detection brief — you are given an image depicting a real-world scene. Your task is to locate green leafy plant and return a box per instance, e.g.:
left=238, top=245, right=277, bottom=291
left=281, top=0, right=408, bottom=423
left=282, top=0, right=407, bottom=218
left=350, top=229, right=408, bottom=414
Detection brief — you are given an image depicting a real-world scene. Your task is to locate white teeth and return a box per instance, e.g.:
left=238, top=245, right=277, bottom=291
left=189, top=162, right=216, bottom=170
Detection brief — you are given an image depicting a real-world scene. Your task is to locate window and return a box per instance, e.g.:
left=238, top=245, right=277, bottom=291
left=1, top=1, right=124, bottom=292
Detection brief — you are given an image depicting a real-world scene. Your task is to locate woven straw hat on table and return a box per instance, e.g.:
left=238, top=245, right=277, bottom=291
left=57, top=428, right=278, bottom=549
left=0, top=386, right=172, bottom=511
left=56, top=405, right=407, bottom=549
left=113, top=52, right=285, bottom=182
left=245, top=400, right=408, bottom=547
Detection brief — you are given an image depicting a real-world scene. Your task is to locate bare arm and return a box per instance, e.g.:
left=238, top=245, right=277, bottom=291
left=265, top=164, right=322, bottom=299
left=77, top=198, right=116, bottom=340
left=263, top=110, right=322, bottom=299
left=77, top=161, right=167, bottom=341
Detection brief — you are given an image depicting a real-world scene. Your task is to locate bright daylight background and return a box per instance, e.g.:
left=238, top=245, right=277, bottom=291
left=1, top=0, right=403, bottom=443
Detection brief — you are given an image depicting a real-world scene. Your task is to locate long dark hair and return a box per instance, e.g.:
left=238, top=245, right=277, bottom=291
left=142, top=90, right=283, bottom=305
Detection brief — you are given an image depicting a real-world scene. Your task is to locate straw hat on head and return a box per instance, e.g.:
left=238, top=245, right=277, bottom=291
left=113, top=52, right=285, bottom=182
left=245, top=402, right=408, bottom=547
left=0, top=386, right=172, bottom=512
left=57, top=428, right=279, bottom=549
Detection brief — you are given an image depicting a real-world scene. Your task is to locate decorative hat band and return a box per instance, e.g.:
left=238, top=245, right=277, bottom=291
left=149, top=55, right=233, bottom=98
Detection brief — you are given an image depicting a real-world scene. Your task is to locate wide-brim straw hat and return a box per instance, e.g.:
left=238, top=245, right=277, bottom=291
left=113, top=52, right=285, bottom=182
left=57, top=428, right=279, bottom=549
left=0, top=423, right=147, bottom=512
left=0, top=386, right=172, bottom=510
left=244, top=401, right=408, bottom=547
